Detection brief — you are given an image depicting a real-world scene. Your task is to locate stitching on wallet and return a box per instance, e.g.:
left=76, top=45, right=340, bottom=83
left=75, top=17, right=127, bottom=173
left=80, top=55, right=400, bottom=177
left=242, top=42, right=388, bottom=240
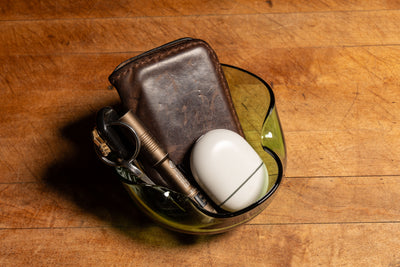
left=110, top=39, right=243, bottom=137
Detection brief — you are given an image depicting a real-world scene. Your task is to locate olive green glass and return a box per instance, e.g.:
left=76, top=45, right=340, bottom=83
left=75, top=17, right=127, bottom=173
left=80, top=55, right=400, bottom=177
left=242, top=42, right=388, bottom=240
left=116, top=65, right=286, bottom=234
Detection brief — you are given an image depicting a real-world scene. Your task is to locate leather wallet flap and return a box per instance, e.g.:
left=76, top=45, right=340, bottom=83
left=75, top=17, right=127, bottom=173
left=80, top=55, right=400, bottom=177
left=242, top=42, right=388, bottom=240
left=109, top=38, right=243, bottom=166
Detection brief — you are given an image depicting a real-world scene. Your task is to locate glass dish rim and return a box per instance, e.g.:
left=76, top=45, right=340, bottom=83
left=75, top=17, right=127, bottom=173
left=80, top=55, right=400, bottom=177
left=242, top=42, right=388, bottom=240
left=121, top=64, right=285, bottom=219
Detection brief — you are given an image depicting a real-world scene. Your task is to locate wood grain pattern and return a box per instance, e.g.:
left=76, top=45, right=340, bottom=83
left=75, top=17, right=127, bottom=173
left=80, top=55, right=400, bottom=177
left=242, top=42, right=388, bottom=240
left=2, top=45, right=400, bottom=182
left=1, top=176, right=399, bottom=229
left=2, top=0, right=400, bottom=20
left=2, top=10, right=400, bottom=56
left=1, top=224, right=400, bottom=266
left=1, top=1, right=400, bottom=266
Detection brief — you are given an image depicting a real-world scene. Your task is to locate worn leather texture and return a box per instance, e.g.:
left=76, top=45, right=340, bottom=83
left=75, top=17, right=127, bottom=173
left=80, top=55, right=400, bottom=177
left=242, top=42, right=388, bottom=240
left=109, top=38, right=243, bottom=168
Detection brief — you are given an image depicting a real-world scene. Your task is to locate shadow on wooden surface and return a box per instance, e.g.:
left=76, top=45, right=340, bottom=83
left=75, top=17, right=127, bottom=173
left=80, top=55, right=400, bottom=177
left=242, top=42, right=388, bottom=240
left=42, top=111, right=219, bottom=245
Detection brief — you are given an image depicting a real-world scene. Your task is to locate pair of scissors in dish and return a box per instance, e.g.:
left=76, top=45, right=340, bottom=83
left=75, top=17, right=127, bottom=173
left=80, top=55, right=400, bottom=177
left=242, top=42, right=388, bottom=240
left=92, top=107, right=154, bottom=185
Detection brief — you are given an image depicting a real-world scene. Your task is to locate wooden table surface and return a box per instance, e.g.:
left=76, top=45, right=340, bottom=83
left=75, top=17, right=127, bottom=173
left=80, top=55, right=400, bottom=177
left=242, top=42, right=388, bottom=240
left=2, top=1, right=400, bottom=266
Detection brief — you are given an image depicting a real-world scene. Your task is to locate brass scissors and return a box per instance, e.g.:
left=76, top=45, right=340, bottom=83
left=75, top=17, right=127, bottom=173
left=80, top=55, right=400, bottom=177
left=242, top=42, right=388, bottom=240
left=92, top=107, right=154, bottom=185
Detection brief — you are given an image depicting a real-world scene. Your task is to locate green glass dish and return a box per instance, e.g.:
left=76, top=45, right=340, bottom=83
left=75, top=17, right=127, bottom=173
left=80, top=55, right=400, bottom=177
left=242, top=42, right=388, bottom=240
left=115, top=65, right=286, bottom=234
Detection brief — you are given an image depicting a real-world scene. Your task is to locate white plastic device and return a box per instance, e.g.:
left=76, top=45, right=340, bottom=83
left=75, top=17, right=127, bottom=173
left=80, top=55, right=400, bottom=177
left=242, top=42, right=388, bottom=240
left=190, top=129, right=269, bottom=212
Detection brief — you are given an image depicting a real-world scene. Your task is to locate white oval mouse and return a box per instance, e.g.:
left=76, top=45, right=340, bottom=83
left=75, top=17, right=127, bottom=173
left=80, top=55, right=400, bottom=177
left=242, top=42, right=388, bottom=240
left=190, top=129, right=269, bottom=212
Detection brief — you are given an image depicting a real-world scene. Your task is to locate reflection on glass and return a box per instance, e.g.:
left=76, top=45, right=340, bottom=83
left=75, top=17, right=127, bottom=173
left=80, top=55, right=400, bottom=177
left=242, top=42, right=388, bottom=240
left=116, top=65, right=286, bottom=234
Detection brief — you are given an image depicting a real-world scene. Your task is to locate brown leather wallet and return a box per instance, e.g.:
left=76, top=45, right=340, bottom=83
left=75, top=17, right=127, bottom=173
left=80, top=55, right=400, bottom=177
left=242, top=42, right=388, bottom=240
left=109, top=38, right=243, bottom=172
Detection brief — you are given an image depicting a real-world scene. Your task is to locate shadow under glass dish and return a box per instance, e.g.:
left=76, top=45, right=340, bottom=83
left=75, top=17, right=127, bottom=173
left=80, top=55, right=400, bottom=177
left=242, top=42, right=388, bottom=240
left=114, top=65, right=286, bottom=234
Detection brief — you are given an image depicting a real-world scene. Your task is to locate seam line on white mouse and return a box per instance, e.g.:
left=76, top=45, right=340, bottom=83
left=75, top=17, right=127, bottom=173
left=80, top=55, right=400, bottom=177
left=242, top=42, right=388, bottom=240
left=219, top=161, right=264, bottom=208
